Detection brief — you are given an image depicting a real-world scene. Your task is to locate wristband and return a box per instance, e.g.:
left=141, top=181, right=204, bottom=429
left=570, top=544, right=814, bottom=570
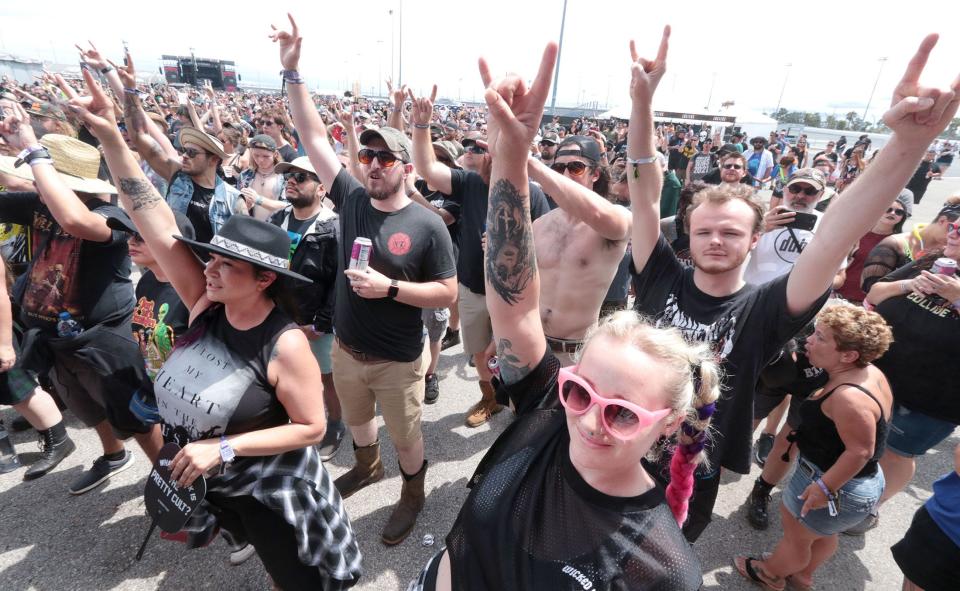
left=814, top=477, right=839, bottom=517
left=900, top=280, right=911, bottom=294
left=627, top=155, right=659, bottom=165
left=280, top=69, right=304, bottom=84
left=100, top=66, right=114, bottom=74
left=413, top=123, right=430, bottom=130
left=953, top=299, right=960, bottom=310
left=27, top=158, right=54, bottom=167
left=14, top=146, right=50, bottom=168
left=255, top=196, right=264, bottom=206
left=123, top=87, right=140, bottom=95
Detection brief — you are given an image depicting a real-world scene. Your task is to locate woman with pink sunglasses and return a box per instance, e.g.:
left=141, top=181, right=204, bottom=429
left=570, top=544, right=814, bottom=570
left=410, top=32, right=718, bottom=591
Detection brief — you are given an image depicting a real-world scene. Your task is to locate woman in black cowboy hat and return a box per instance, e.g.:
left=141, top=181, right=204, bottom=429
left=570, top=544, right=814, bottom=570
left=62, top=69, right=361, bottom=590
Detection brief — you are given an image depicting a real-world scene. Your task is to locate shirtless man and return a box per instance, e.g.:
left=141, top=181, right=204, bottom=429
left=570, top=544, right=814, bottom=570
left=528, top=135, right=631, bottom=365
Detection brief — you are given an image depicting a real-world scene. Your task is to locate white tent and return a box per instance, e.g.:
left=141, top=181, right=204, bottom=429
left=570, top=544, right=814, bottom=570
left=729, top=110, right=779, bottom=140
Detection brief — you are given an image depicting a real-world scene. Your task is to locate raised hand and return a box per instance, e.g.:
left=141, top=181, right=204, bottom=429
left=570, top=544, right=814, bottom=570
left=108, top=52, right=137, bottom=89
left=331, top=100, right=354, bottom=129
left=882, top=34, right=960, bottom=143
left=76, top=41, right=107, bottom=70
left=387, top=77, right=407, bottom=111
left=270, top=13, right=302, bottom=71
left=65, top=68, right=119, bottom=139
left=629, top=26, right=670, bottom=104
left=0, top=102, right=38, bottom=150
left=408, top=85, right=437, bottom=127
left=477, top=43, right=558, bottom=161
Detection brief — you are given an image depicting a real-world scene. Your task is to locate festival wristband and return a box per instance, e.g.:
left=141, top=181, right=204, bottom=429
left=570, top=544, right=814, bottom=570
left=123, top=87, right=139, bottom=95
left=627, top=155, right=658, bottom=165
left=900, top=280, right=911, bottom=294
left=27, top=158, right=53, bottom=167
left=413, top=123, right=430, bottom=130
left=100, top=66, right=113, bottom=74
left=814, top=478, right=839, bottom=517
left=14, top=146, right=50, bottom=168
left=280, top=70, right=304, bottom=84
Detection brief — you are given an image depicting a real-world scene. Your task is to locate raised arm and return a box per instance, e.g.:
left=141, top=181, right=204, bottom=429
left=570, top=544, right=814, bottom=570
left=67, top=69, right=207, bottom=312
left=0, top=103, right=111, bottom=243
left=270, top=14, right=341, bottom=191
left=108, top=56, right=182, bottom=183
left=76, top=42, right=125, bottom=100
left=479, top=44, right=557, bottom=384
left=527, top=157, right=630, bottom=241
left=331, top=101, right=362, bottom=180
left=627, top=27, right=670, bottom=273
left=386, top=78, right=407, bottom=132
left=410, top=85, right=454, bottom=196
left=788, top=34, right=960, bottom=316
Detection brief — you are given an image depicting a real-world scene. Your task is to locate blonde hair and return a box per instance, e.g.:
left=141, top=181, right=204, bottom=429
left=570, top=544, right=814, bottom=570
left=577, top=311, right=722, bottom=525
left=685, top=184, right=765, bottom=235
left=815, top=302, right=893, bottom=367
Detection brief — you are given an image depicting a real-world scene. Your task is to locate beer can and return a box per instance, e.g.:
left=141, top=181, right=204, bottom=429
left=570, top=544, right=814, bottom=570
left=931, top=257, right=957, bottom=276
left=487, top=356, right=500, bottom=377
left=349, top=237, right=373, bottom=271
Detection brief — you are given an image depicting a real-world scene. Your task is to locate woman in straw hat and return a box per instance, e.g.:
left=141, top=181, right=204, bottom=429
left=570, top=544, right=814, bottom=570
left=60, top=69, right=361, bottom=589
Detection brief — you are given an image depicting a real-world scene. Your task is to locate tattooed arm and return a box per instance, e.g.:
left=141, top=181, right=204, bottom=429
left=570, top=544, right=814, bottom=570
left=479, top=45, right=557, bottom=385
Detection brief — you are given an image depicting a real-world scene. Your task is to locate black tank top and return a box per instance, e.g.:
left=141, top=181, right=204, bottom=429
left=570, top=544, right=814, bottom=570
left=796, top=382, right=888, bottom=478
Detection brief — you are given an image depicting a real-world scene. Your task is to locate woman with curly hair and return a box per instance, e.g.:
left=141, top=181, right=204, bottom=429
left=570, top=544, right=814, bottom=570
left=736, top=302, right=893, bottom=590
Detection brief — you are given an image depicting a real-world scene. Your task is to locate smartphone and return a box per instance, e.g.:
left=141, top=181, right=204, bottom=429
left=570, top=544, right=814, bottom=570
left=785, top=211, right=818, bottom=232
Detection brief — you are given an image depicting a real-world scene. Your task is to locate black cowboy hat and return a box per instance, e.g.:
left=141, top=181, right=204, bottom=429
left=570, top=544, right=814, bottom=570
left=173, top=216, right=312, bottom=283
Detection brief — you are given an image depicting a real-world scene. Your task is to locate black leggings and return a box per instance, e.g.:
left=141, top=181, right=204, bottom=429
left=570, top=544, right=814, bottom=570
left=206, top=493, right=357, bottom=591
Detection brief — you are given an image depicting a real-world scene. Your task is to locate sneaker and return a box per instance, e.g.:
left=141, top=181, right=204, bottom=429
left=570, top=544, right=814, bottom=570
left=317, top=420, right=346, bottom=462
left=754, top=433, right=775, bottom=468
left=843, top=511, right=879, bottom=536
left=441, top=328, right=461, bottom=351
left=229, top=543, right=257, bottom=566
left=424, top=373, right=440, bottom=405
left=746, top=490, right=771, bottom=530
left=68, top=450, right=134, bottom=495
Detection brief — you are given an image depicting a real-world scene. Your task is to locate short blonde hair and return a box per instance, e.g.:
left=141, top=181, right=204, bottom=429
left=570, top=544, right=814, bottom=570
left=816, top=302, right=893, bottom=367
left=685, top=184, right=765, bottom=235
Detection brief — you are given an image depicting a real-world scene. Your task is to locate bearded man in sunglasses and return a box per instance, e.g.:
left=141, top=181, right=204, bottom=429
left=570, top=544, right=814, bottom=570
left=277, top=18, right=458, bottom=545
left=526, top=135, right=631, bottom=366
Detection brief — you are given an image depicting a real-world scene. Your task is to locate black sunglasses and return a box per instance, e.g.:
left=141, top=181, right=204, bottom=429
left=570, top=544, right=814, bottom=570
left=722, top=163, right=743, bottom=170
left=179, top=147, right=207, bottom=159
left=464, top=144, right=487, bottom=155
left=284, top=171, right=317, bottom=184
left=886, top=207, right=906, bottom=216
left=787, top=185, right=820, bottom=196
left=357, top=148, right=400, bottom=168
left=551, top=161, right=591, bottom=176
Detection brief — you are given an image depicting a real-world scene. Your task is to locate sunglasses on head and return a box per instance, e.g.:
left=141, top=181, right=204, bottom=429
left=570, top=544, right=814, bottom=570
left=557, top=367, right=672, bottom=441
left=357, top=148, right=401, bottom=168
left=787, top=184, right=820, bottom=196
left=722, top=163, right=743, bottom=170
left=179, top=147, right=206, bottom=159
left=284, top=171, right=317, bottom=184
left=551, top=161, right=591, bottom=177
left=886, top=206, right=906, bottom=216
left=464, top=144, right=487, bottom=155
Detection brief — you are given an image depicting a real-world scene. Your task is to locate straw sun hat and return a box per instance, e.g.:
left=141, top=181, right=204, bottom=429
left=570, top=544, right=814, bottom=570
left=0, top=134, right=116, bottom=194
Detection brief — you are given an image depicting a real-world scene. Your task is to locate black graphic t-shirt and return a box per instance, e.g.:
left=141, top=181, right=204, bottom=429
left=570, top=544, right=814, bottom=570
left=284, top=212, right=319, bottom=260
left=874, top=260, right=960, bottom=423
left=132, top=270, right=190, bottom=381
left=186, top=182, right=216, bottom=244
left=447, top=169, right=550, bottom=295
left=328, top=169, right=456, bottom=361
left=155, top=305, right=295, bottom=445
left=0, top=192, right=134, bottom=331
left=631, top=235, right=828, bottom=473
left=444, top=352, right=702, bottom=591
left=415, top=178, right=461, bottom=251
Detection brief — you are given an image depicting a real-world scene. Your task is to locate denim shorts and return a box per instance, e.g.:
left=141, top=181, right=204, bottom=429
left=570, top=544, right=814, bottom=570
left=885, top=403, right=957, bottom=458
left=782, top=456, right=884, bottom=536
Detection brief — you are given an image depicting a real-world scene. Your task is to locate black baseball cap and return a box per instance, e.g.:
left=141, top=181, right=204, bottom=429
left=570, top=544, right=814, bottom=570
left=556, top=135, right=603, bottom=164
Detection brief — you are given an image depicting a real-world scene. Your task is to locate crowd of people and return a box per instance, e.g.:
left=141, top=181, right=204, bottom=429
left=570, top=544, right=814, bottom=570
left=0, top=15, right=958, bottom=591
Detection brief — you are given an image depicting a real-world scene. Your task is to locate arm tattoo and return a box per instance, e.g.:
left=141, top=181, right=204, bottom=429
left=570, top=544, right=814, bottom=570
left=485, top=179, right=536, bottom=305
left=123, top=93, right=149, bottom=134
left=119, top=177, right=162, bottom=211
left=496, top=337, right=533, bottom=385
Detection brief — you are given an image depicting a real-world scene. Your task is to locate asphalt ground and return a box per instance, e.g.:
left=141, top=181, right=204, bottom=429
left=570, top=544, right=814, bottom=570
left=0, top=174, right=957, bottom=590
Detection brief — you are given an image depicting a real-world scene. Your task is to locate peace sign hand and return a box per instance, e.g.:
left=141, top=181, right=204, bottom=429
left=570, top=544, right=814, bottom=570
left=270, top=13, right=302, bottom=72
left=883, top=34, right=960, bottom=143
left=629, top=26, right=670, bottom=105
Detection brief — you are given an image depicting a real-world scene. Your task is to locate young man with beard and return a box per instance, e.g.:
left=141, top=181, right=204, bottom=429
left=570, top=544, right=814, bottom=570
left=527, top=135, right=631, bottom=365
left=537, top=131, right=560, bottom=166
left=409, top=87, right=550, bottom=427
left=267, top=156, right=344, bottom=461
left=279, top=21, right=457, bottom=545
left=627, top=28, right=958, bottom=543
left=115, top=54, right=245, bottom=245
left=700, top=147, right=755, bottom=187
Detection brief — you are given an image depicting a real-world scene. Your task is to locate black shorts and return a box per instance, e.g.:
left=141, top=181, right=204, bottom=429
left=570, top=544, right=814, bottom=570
left=753, top=386, right=803, bottom=427
left=891, top=506, right=960, bottom=591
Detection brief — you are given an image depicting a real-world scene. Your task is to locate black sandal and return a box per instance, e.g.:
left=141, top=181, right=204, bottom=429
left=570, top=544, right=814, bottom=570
left=734, top=555, right=786, bottom=591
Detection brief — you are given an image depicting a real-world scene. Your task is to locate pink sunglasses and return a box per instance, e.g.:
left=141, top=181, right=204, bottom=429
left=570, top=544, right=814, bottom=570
left=557, top=367, right=672, bottom=441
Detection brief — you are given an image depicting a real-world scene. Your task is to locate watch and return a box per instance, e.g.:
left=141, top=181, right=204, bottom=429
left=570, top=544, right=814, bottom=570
left=14, top=146, right=51, bottom=168
left=219, top=435, right=236, bottom=467
left=387, top=279, right=399, bottom=299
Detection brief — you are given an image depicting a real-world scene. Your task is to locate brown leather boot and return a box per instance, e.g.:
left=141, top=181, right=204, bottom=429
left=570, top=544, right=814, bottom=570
left=465, top=380, right=504, bottom=428
left=381, top=460, right=427, bottom=545
left=334, top=440, right=385, bottom=499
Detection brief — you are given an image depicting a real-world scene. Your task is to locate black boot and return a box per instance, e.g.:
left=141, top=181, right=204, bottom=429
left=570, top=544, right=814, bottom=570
left=23, top=420, right=76, bottom=480
left=746, top=476, right=774, bottom=530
